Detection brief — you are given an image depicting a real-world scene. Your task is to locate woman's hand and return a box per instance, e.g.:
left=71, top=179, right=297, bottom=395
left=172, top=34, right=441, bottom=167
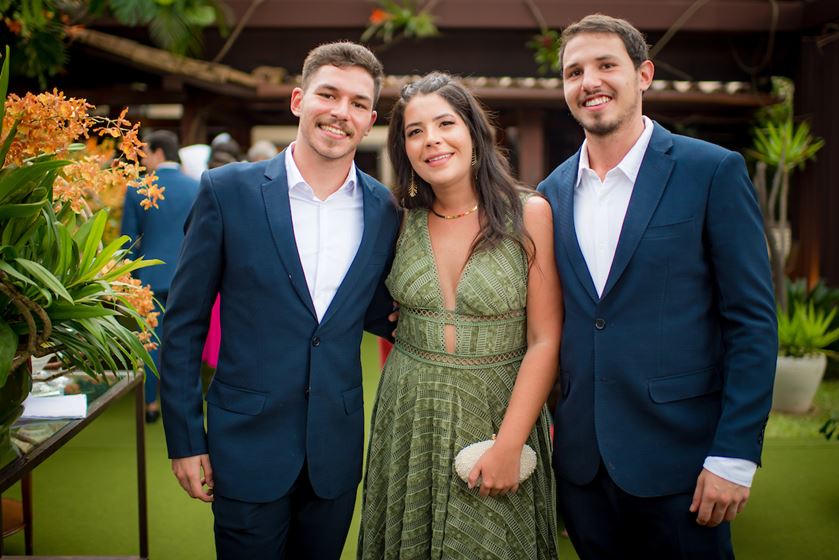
left=467, top=442, right=521, bottom=497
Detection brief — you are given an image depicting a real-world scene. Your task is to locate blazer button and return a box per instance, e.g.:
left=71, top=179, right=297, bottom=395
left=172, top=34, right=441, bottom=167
left=304, top=387, right=310, bottom=398
left=311, top=336, right=321, bottom=347
left=595, top=318, right=606, bottom=330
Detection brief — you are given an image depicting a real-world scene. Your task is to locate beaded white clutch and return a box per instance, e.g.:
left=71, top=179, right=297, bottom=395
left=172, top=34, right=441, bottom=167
left=454, top=435, right=538, bottom=484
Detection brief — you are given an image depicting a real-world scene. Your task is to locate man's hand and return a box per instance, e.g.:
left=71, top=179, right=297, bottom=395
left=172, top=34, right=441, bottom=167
left=172, top=454, right=214, bottom=502
left=689, top=468, right=749, bottom=527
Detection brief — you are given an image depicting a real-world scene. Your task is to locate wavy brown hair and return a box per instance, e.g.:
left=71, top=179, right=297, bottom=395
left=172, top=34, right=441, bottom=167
left=388, top=72, right=534, bottom=258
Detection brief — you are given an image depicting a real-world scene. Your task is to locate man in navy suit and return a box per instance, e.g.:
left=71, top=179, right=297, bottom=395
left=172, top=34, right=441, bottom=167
left=538, top=15, right=777, bottom=559
left=159, top=43, right=400, bottom=559
left=121, top=130, right=199, bottom=423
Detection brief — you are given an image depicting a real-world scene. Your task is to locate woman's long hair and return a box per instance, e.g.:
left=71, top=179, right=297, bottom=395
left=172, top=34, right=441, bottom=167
left=388, top=72, right=533, bottom=258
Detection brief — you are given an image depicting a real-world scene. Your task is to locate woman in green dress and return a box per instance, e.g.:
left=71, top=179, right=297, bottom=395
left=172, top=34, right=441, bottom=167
left=358, top=73, right=562, bottom=559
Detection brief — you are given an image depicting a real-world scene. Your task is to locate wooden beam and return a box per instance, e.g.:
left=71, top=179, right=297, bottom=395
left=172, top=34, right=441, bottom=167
left=219, top=0, right=804, bottom=32
left=257, top=82, right=771, bottom=107
left=803, top=0, right=839, bottom=28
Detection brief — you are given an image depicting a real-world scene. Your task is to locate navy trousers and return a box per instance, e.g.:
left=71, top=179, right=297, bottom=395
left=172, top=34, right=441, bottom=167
left=558, top=462, right=735, bottom=560
left=212, top=462, right=356, bottom=560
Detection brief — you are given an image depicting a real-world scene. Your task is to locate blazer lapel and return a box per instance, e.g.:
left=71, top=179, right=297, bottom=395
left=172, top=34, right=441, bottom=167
left=557, top=153, right=599, bottom=304
left=600, top=123, right=675, bottom=300
left=319, top=171, right=385, bottom=328
left=261, top=150, right=318, bottom=319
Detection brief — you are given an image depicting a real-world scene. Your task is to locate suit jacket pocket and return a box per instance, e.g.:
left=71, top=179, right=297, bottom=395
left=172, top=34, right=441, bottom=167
left=648, top=366, right=721, bottom=403
left=343, top=385, right=363, bottom=415
left=642, top=217, right=694, bottom=240
left=206, top=378, right=267, bottom=415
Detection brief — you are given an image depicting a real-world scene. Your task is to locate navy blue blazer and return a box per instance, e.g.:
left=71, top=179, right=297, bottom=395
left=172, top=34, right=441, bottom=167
left=159, top=152, right=400, bottom=502
left=538, top=123, right=777, bottom=497
left=121, top=166, right=200, bottom=293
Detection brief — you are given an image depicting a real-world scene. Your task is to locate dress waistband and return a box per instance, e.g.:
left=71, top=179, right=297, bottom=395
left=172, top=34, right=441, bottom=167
left=393, top=339, right=527, bottom=369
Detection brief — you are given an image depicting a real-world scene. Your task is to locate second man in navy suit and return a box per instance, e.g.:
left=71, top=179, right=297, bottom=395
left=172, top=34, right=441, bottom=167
left=121, top=130, right=199, bottom=423
left=538, top=14, right=777, bottom=559
left=159, top=43, right=400, bottom=559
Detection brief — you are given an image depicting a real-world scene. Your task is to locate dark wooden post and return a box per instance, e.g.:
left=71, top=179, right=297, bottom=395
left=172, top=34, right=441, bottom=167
left=180, top=88, right=211, bottom=146
left=796, top=33, right=839, bottom=288
left=517, top=109, right=546, bottom=188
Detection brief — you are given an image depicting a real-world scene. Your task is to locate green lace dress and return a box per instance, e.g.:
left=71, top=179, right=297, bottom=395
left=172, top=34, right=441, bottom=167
left=359, top=208, right=557, bottom=559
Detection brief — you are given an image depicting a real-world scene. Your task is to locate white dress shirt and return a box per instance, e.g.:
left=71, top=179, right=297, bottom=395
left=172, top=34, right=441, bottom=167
left=285, top=144, right=364, bottom=322
left=574, top=117, right=756, bottom=487
left=574, top=116, right=654, bottom=297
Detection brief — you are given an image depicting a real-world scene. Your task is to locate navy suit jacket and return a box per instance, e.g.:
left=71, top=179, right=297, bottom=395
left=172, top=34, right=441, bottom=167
left=121, top=166, right=200, bottom=293
left=538, top=123, right=777, bottom=497
left=160, top=152, right=400, bottom=502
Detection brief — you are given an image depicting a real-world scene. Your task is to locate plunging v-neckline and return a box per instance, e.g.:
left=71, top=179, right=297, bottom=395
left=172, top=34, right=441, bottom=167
left=421, top=209, right=477, bottom=314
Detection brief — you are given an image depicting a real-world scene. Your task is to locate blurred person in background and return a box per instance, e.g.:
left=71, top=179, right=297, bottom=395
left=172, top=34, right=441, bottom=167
left=247, top=139, right=279, bottom=162
left=121, top=129, right=200, bottom=423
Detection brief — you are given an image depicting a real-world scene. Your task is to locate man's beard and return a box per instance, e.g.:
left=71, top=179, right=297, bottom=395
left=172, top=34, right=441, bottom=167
left=577, top=115, right=623, bottom=137
left=573, top=93, right=640, bottom=137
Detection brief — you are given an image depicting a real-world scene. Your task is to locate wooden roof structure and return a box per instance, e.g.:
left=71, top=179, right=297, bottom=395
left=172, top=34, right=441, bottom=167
left=51, top=0, right=839, bottom=283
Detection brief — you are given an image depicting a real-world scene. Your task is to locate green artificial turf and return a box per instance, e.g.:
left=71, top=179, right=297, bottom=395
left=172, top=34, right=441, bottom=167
left=3, top=338, right=838, bottom=559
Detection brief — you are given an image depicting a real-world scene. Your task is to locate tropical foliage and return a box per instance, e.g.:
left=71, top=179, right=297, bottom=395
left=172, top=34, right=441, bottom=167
left=361, top=0, right=438, bottom=46
left=0, top=46, right=162, bottom=388
left=527, top=28, right=561, bottom=75
left=777, top=302, right=839, bottom=360
left=820, top=416, right=839, bottom=442
left=0, top=0, right=229, bottom=87
left=747, top=77, right=825, bottom=312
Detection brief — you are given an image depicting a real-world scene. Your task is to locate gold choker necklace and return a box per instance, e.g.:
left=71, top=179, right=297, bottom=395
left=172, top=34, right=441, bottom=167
left=430, top=204, right=479, bottom=220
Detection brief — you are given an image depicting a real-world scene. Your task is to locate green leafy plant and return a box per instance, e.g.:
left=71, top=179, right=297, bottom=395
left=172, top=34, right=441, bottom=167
left=521, top=0, right=561, bottom=74
left=819, top=416, right=839, bottom=442
left=747, top=77, right=825, bottom=312
left=777, top=302, right=839, bottom=360
left=361, top=0, right=439, bottom=46
left=0, top=46, right=162, bottom=389
left=788, top=277, right=839, bottom=379
left=527, top=28, right=562, bottom=75
left=0, top=0, right=230, bottom=87
left=787, top=278, right=839, bottom=313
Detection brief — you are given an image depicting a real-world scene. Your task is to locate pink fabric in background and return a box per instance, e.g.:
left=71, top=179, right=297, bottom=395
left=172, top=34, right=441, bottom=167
left=202, top=295, right=221, bottom=368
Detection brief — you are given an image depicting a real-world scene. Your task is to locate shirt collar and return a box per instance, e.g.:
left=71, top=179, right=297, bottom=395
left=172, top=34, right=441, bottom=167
left=285, top=142, right=358, bottom=195
left=575, top=116, right=654, bottom=188
left=157, top=162, right=180, bottom=171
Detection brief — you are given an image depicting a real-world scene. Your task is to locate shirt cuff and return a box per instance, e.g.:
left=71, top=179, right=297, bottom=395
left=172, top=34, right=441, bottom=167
left=703, top=456, right=757, bottom=488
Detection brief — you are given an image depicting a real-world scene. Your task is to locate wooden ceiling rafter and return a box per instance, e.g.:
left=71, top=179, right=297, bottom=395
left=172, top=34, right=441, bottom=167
left=70, top=27, right=773, bottom=110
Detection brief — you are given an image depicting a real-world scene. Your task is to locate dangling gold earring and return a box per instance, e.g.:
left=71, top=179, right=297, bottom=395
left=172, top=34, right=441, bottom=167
left=408, top=170, right=418, bottom=198
left=472, top=149, right=478, bottom=181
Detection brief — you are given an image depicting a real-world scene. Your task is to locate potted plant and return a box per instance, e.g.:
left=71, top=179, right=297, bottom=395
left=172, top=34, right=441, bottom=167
left=746, top=76, right=824, bottom=313
left=772, top=302, right=839, bottom=413
left=0, top=47, right=162, bottom=461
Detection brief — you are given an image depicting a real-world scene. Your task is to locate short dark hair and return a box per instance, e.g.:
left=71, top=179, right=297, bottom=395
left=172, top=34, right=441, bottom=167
left=145, top=130, right=180, bottom=163
left=388, top=72, right=533, bottom=257
left=559, top=14, right=649, bottom=71
left=301, top=42, right=384, bottom=104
